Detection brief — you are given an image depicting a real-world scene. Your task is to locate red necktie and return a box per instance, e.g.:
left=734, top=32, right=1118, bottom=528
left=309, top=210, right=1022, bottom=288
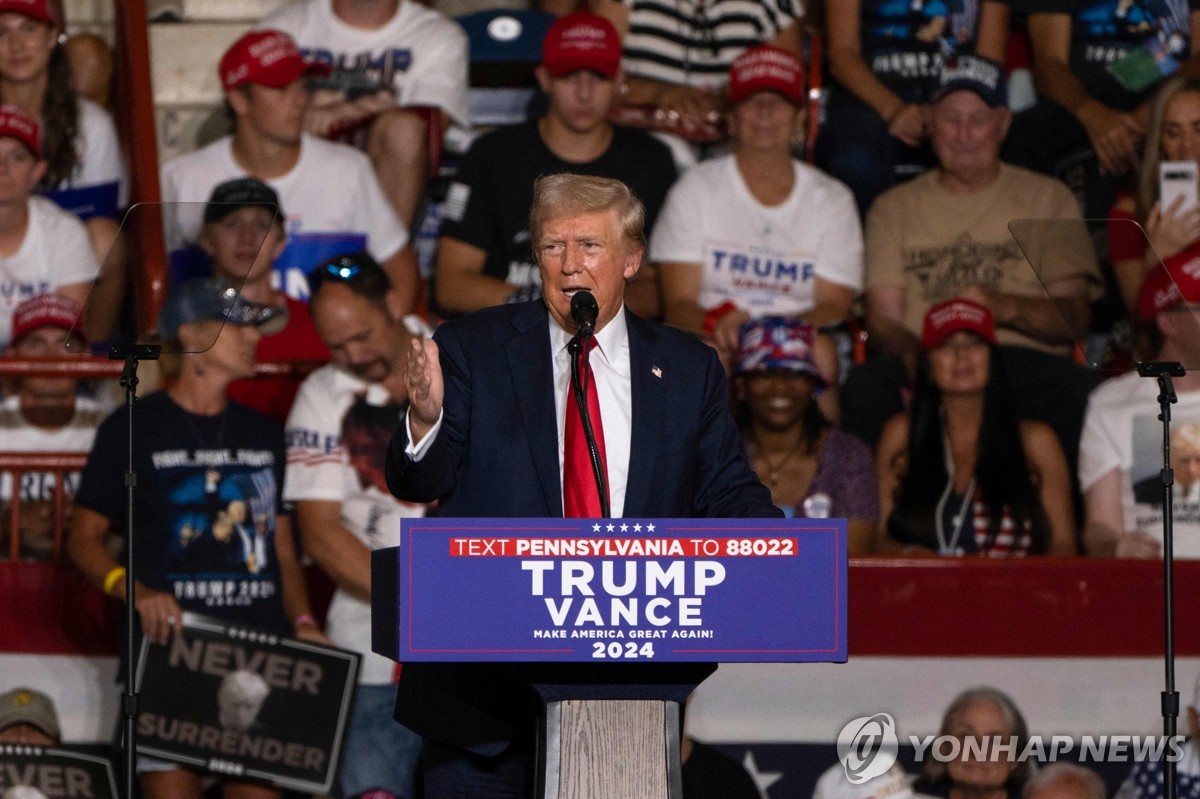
left=563, top=337, right=608, bottom=518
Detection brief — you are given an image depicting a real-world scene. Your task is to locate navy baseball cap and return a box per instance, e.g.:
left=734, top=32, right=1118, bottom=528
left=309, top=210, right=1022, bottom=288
left=932, top=55, right=1007, bottom=108
left=158, top=277, right=288, bottom=339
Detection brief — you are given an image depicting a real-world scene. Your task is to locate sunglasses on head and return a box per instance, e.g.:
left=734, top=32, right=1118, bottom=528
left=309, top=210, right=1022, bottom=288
left=321, top=257, right=362, bottom=280
left=307, top=255, right=368, bottom=293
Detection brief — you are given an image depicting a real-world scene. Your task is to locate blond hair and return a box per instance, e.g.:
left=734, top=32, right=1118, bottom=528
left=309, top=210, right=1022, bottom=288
left=529, top=173, right=646, bottom=255
left=1139, top=77, right=1200, bottom=220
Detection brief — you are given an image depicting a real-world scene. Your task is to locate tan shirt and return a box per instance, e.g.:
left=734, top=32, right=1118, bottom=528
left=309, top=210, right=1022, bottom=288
left=865, top=164, right=1100, bottom=354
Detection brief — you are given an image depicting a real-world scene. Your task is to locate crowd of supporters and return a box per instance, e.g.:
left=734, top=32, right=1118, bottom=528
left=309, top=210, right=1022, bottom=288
left=3, top=0, right=1200, bottom=795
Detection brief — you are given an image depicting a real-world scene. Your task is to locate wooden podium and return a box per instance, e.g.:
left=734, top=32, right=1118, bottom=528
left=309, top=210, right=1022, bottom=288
left=373, top=518, right=846, bottom=798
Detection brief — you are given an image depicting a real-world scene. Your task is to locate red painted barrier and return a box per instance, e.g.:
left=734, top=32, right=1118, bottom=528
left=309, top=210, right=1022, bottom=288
left=2, top=557, right=1191, bottom=658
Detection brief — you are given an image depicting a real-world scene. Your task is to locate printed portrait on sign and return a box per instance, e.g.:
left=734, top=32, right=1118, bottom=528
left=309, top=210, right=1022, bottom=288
left=217, top=669, right=271, bottom=734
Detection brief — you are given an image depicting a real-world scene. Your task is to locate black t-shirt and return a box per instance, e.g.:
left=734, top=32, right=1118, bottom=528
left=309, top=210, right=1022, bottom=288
left=1020, top=0, right=1200, bottom=109
left=857, top=0, right=991, bottom=103
left=76, top=391, right=289, bottom=633
left=438, top=120, right=678, bottom=291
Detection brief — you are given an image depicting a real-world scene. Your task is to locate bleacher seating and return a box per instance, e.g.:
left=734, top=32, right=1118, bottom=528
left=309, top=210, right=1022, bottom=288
left=0, top=5, right=1194, bottom=799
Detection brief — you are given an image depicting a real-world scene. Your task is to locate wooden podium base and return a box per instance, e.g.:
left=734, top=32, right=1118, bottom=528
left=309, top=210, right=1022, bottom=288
left=540, top=699, right=680, bottom=799
left=518, top=661, right=715, bottom=799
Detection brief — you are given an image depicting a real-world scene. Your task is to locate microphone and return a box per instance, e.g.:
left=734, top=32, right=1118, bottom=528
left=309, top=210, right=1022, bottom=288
left=570, top=291, right=599, bottom=338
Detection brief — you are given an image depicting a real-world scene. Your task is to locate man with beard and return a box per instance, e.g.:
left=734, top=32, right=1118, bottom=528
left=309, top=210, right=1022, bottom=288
left=283, top=250, right=430, bottom=799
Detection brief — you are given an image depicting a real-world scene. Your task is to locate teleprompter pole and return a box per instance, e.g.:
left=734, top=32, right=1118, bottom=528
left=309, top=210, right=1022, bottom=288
left=1137, top=360, right=1184, bottom=799
left=110, top=343, right=160, bottom=799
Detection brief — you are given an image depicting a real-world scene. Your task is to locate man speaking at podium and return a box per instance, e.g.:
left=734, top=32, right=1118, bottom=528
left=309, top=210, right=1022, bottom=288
left=386, top=173, right=779, bottom=794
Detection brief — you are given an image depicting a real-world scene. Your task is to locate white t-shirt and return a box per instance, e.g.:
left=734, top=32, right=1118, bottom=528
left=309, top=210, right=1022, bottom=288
left=41, top=99, right=128, bottom=219
left=159, top=134, right=408, bottom=300
left=1079, top=371, right=1200, bottom=557
left=69, top=100, right=127, bottom=205
left=284, top=353, right=430, bottom=684
left=650, top=155, right=863, bottom=316
left=0, top=196, right=100, bottom=348
left=811, top=762, right=913, bottom=799
left=261, top=0, right=470, bottom=126
left=0, top=395, right=107, bottom=502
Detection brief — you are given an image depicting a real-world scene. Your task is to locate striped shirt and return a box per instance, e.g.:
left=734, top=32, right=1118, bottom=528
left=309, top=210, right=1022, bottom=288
left=619, top=0, right=802, bottom=88
left=943, top=488, right=1033, bottom=556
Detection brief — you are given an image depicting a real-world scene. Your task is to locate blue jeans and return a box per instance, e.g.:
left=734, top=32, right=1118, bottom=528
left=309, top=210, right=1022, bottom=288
left=340, top=683, right=422, bottom=799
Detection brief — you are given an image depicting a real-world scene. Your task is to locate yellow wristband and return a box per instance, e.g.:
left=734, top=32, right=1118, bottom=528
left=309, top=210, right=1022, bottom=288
left=102, top=566, right=126, bottom=597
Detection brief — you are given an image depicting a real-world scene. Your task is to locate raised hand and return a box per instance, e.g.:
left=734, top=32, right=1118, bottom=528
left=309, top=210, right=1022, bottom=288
left=406, top=336, right=443, bottom=443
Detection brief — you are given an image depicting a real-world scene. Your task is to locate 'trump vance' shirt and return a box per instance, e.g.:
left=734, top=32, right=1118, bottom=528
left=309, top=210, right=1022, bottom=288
left=650, top=154, right=863, bottom=316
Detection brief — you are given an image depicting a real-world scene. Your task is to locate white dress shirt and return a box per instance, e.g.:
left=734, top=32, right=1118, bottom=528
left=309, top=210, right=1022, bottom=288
left=406, top=307, right=634, bottom=517
left=550, top=308, right=632, bottom=518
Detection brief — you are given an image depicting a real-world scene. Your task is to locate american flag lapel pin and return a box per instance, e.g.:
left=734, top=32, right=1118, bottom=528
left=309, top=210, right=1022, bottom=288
left=651, top=366, right=662, bottom=379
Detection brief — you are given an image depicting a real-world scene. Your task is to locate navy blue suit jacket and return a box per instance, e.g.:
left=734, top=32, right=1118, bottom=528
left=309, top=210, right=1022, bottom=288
left=384, top=301, right=778, bottom=754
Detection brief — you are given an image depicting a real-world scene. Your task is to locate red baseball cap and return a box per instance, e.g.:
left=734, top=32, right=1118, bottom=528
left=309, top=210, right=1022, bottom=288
left=219, top=29, right=331, bottom=93
left=0, top=106, right=39, bottom=158
left=1139, top=249, right=1200, bottom=320
left=10, top=293, right=84, bottom=345
left=0, top=0, right=54, bottom=25
left=541, top=12, right=621, bottom=78
left=728, top=45, right=804, bottom=106
left=921, top=298, right=997, bottom=349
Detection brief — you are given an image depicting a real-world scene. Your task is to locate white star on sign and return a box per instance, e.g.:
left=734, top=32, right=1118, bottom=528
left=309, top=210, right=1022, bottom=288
left=633, top=523, right=642, bottom=532
left=592, top=523, right=601, bottom=532
left=742, top=750, right=782, bottom=798
left=647, top=523, right=655, bottom=532
left=606, top=523, right=615, bottom=532
left=620, top=523, right=629, bottom=532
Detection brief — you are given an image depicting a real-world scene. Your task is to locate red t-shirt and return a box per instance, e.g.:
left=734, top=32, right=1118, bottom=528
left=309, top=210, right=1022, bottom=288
left=1107, top=191, right=1147, bottom=264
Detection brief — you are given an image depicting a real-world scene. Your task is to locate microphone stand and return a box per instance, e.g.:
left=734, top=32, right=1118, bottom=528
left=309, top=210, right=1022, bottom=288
left=1137, top=360, right=1183, bottom=799
left=568, top=332, right=610, bottom=518
left=109, top=342, right=160, bottom=799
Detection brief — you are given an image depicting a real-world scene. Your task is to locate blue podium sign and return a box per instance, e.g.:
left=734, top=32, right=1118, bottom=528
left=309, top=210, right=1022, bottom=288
left=372, top=518, right=846, bottom=664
